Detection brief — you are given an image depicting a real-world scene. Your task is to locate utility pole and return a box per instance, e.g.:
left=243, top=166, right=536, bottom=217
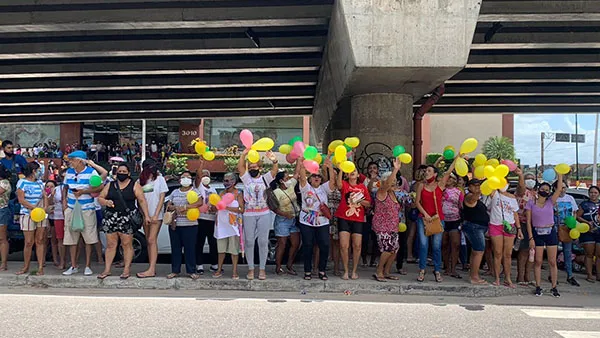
left=541, top=132, right=545, bottom=169
left=593, top=113, right=599, bottom=186
left=575, top=114, right=580, bottom=181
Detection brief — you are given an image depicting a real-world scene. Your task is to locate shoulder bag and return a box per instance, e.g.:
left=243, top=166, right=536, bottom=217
left=313, top=186, right=332, bottom=220
left=113, top=181, right=143, bottom=232
left=425, top=187, right=444, bottom=236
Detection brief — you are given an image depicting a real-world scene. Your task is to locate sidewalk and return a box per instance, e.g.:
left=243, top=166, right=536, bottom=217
left=1, top=261, right=598, bottom=298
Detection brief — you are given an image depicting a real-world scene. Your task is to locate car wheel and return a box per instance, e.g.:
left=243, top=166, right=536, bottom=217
left=267, top=230, right=277, bottom=265
left=119, top=231, right=148, bottom=263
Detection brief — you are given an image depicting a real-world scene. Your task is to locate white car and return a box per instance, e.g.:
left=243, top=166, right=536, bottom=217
left=127, top=182, right=279, bottom=264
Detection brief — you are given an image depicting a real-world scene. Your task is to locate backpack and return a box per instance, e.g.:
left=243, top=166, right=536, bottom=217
left=264, top=177, right=280, bottom=212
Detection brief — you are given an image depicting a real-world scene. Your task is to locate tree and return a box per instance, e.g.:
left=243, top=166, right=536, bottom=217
left=482, top=136, right=515, bottom=160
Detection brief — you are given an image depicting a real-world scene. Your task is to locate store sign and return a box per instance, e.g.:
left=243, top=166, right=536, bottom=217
left=181, top=130, right=198, bottom=137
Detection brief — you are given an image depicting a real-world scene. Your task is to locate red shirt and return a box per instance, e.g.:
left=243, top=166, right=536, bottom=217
left=335, top=181, right=372, bottom=222
left=420, top=186, right=445, bottom=221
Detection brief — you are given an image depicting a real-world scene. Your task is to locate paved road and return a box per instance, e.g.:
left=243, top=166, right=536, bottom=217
left=1, top=288, right=599, bottom=338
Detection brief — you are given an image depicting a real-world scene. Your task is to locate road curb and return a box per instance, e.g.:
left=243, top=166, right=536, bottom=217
left=3, top=274, right=598, bottom=297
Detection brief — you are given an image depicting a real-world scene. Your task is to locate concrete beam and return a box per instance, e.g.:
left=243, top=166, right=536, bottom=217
left=480, top=0, right=600, bottom=15
left=422, top=95, right=600, bottom=105
left=468, top=51, right=600, bottom=64
left=427, top=105, right=600, bottom=114
left=474, top=23, right=600, bottom=44
left=452, top=68, right=600, bottom=81
left=444, top=83, right=600, bottom=95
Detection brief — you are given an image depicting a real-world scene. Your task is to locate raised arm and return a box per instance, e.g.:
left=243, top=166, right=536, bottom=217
left=336, top=165, right=343, bottom=191
left=194, top=158, right=205, bottom=188
left=326, top=159, right=336, bottom=191
left=87, top=160, right=108, bottom=181
left=439, top=156, right=460, bottom=188
left=293, top=157, right=301, bottom=180
left=266, top=150, right=278, bottom=178
left=238, top=148, right=249, bottom=176
left=515, top=166, right=525, bottom=197
left=299, top=160, right=308, bottom=188
left=551, top=173, right=563, bottom=204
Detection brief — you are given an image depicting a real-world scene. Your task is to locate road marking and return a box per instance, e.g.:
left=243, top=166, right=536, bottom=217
left=522, top=309, right=600, bottom=319
left=555, top=331, right=600, bottom=338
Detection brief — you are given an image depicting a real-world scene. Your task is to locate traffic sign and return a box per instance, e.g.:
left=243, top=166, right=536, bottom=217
left=571, top=134, right=585, bottom=143
left=555, top=133, right=570, bottom=142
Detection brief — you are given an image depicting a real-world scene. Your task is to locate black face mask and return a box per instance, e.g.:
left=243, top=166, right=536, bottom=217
left=249, top=169, right=260, bottom=178
left=538, top=191, right=550, bottom=198
left=116, top=173, right=129, bottom=182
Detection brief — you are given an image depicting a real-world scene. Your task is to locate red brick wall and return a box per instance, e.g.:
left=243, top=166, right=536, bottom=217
left=59, top=123, right=82, bottom=151
left=502, top=114, right=514, bottom=142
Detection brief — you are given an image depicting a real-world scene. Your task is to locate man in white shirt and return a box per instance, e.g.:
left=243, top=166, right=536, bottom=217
left=194, top=167, right=218, bottom=274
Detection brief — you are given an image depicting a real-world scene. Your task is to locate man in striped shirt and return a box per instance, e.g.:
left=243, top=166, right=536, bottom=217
left=61, top=151, right=103, bottom=276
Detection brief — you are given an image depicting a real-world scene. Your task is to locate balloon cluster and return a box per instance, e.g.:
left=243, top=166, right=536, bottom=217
left=392, top=145, right=412, bottom=164
left=542, top=163, right=571, bottom=182
left=452, top=138, right=479, bottom=177
left=327, top=137, right=360, bottom=173
left=240, top=129, right=275, bottom=164
left=565, top=216, right=589, bottom=239
left=185, top=191, right=238, bottom=221
left=193, top=139, right=216, bottom=161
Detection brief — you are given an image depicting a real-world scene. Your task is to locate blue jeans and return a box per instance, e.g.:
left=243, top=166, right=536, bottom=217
left=563, top=241, right=573, bottom=278
left=417, top=218, right=443, bottom=271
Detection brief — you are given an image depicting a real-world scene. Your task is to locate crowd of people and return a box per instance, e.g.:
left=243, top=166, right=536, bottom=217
left=1, top=138, right=599, bottom=299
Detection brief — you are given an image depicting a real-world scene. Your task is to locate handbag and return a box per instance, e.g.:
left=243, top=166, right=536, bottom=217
left=312, top=186, right=332, bottom=220
left=558, top=225, right=572, bottom=243
left=163, top=210, right=176, bottom=225
left=113, top=181, right=143, bottom=231
left=71, top=200, right=85, bottom=232
left=425, top=188, right=444, bottom=237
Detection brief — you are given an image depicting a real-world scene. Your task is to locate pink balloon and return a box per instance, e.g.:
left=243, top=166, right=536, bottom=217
left=216, top=200, right=226, bottom=211
left=501, top=159, right=517, bottom=172
left=240, top=129, right=253, bottom=149
left=303, top=160, right=320, bottom=174
left=199, top=204, right=209, bottom=213
left=222, top=193, right=235, bottom=205
left=292, top=141, right=306, bottom=158
left=286, top=153, right=296, bottom=163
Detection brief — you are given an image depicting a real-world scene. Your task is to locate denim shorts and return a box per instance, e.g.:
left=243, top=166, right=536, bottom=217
left=0, top=206, right=10, bottom=226
left=274, top=215, right=299, bottom=237
left=462, top=221, right=488, bottom=252
left=579, top=230, right=600, bottom=244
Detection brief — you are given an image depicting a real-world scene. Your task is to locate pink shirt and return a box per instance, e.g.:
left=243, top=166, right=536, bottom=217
left=525, top=198, right=555, bottom=227
left=442, top=187, right=464, bottom=222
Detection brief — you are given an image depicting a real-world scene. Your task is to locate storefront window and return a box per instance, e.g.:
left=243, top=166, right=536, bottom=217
left=0, top=123, right=59, bottom=147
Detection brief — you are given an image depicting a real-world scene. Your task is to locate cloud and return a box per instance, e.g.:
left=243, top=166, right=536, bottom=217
left=514, top=114, right=598, bottom=166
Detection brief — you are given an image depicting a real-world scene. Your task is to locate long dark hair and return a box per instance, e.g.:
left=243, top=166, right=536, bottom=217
left=270, top=171, right=286, bottom=190
left=139, top=159, right=158, bottom=186
left=23, top=162, right=40, bottom=178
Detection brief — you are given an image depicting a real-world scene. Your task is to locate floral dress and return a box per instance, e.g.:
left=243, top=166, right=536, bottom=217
left=328, top=189, right=342, bottom=240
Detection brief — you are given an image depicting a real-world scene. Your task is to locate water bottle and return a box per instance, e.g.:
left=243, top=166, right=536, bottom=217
left=528, top=247, right=535, bottom=263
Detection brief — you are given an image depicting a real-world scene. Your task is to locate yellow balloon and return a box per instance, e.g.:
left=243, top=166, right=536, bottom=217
left=494, top=164, right=509, bottom=178
left=187, top=208, right=200, bottom=221
left=203, top=151, right=215, bottom=161
left=30, top=207, right=46, bottom=222
left=474, top=166, right=485, bottom=179
left=576, top=222, right=590, bottom=233
left=398, top=223, right=407, bottom=232
left=455, top=158, right=468, bottom=176
left=480, top=180, right=493, bottom=196
left=209, top=193, right=221, bottom=206
left=314, top=153, right=323, bottom=165
left=186, top=191, right=199, bottom=204
left=332, top=155, right=340, bottom=166
left=194, top=141, right=207, bottom=155
left=473, top=154, right=487, bottom=167
left=443, top=145, right=456, bottom=153
left=328, top=140, right=344, bottom=153
left=278, top=144, right=292, bottom=155
left=498, top=177, right=508, bottom=190
left=488, top=176, right=502, bottom=190
left=485, top=158, right=499, bottom=168
left=247, top=149, right=260, bottom=163
left=483, top=165, right=496, bottom=179
left=555, top=163, right=571, bottom=175
left=344, top=137, right=360, bottom=149
left=570, top=229, right=581, bottom=240
left=398, top=153, right=412, bottom=164
left=460, top=138, right=478, bottom=154
left=335, top=145, right=347, bottom=163
left=251, top=137, right=274, bottom=152
left=340, top=161, right=356, bottom=174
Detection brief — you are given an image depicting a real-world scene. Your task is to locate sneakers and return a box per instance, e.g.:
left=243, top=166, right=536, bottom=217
left=567, top=277, right=580, bottom=287
left=62, top=267, right=79, bottom=276
left=196, top=266, right=204, bottom=275
left=535, top=286, right=543, bottom=297
left=84, top=267, right=93, bottom=276
left=547, top=275, right=559, bottom=285
left=551, top=287, right=561, bottom=298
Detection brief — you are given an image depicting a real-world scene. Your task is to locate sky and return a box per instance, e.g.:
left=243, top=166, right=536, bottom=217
left=514, top=114, right=599, bottom=166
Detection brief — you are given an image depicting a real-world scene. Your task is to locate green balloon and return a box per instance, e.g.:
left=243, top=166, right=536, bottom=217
left=344, top=144, right=352, bottom=152
left=303, top=146, right=318, bottom=160
left=393, top=145, right=406, bottom=158
left=288, top=136, right=303, bottom=146
left=89, top=175, right=103, bottom=188
left=565, top=216, right=577, bottom=229
left=443, top=149, right=455, bottom=160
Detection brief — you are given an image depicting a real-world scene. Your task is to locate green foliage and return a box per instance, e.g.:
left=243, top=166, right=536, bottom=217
left=483, top=137, right=515, bottom=161
left=165, top=156, right=188, bottom=176
left=425, top=153, right=442, bottom=165
left=224, top=157, right=239, bottom=172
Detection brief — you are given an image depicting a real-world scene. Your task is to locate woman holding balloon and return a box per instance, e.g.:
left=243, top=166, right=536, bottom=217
left=526, top=175, right=563, bottom=297
left=576, top=185, right=600, bottom=283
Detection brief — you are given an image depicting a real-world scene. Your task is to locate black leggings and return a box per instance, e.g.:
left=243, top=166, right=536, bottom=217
left=196, top=219, right=217, bottom=266
left=396, top=230, right=408, bottom=270
left=299, top=224, right=330, bottom=273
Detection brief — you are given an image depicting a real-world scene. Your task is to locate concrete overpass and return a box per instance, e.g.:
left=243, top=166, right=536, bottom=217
left=0, top=0, right=599, bottom=164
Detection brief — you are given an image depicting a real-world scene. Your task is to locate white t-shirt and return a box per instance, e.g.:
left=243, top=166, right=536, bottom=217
left=142, top=175, right=169, bottom=220
left=215, top=197, right=241, bottom=239
left=555, top=194, right=578, bottom=224
left=52, top=186, right=64, bottom=220
left=299, top=182, right=332, bottom=227
left=240, top=171, right=274, bottom=216
left=198, top=184, right=218, bottom=221
left=489, top=192, right=519, bottom=225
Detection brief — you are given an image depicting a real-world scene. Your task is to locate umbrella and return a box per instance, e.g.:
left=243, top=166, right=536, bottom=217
left=109, top=156, right=125, bottom=162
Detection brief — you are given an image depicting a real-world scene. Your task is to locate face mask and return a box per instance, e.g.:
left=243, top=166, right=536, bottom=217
left=525, top=179, right=536, bottom=190
left=500, top=184, right=509, bottom=193
left=426, top=176, right=436, bottom=184
left=538, top=190, right=550, bottom=198
left=45, top=188, right=52, bottom=195
left=116, top=173, right=129, bottom=182
left=180, top=177, right=192, bottom=187
left=249, top=169, right=260, bottom=178
left=201, top=176, right=211, bottom=186
left=223, top=181, right=235, bottom=189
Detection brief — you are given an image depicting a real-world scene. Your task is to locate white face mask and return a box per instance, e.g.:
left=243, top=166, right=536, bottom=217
left=525, top=179, right=536, bottom=190
left=201, top=176, right=211, bottom=186
left=180, top=177, right=192, bottom=187
left=500, top=184, right=509, bottom=193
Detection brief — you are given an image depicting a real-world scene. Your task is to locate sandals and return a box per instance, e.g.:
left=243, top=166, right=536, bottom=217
left=232, top=274, right=239, bottom=280
left=450, top=273, right=463, bottom=279
left=212, top=271, right=223, bottom=278
left=97, top=272, right=111, bottom=280
left=586, top=277, right=596, bottom=283
left=286, top=266, right=298, bottom=276
left=434, top=271, right=443, bottom=283
left=120, top=273, right=130, bottom=280
left=190, top=273, right=200, bottom=280
left=385, top=275, right=399, bottom=280
left=372, top=274, right=387, bottom=282
left=304, top=273, right=312, bottom=280
left=258, top=270, right=266, bottom=280
left=166, top=273, right=179, bottom=279
left=276, top=268, right=285, bottom=276
left=417, top=270, right=425, bottom=282
left=318, top=272, right=328, bottom=281
left=247, top=270, right=255, bottom=280
left=503, top=281, right=516, bottom=289
left=136, top=272, right=156, bottom=279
